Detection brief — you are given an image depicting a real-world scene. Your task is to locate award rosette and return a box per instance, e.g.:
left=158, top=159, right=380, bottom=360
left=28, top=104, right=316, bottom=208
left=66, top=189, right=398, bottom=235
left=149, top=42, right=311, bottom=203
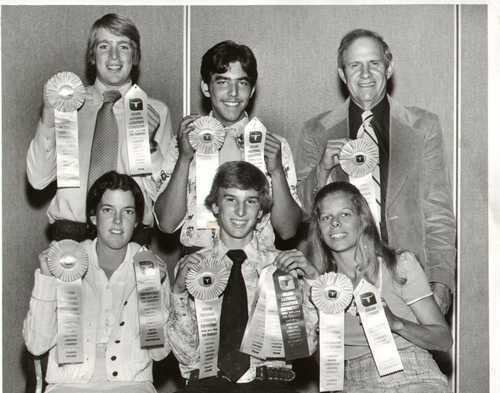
left=189, top=117, right=225, bottom=230
left=46, top=240, right=88, bottom=364
left=124, top=85, right=152, bottom=175
left=186, top=254, right=230, bottom=379
left=273, top=269, right=310, bottom=361
left=243, top=117, right=267, bottom=175
left=339, top=138, right=379, bottom=178
left=133, top=249, right=166, bottom=349
left=46, top=71, right=86, bottom=113
left=353, top=279, right=404, bottom=376
left=241, top=265, right=284, bottom=360
left=311, top=272, right=353, bottom=392
left=45, top=72, right=86, bottom=188
left=341, top=138, right=382, bottom=229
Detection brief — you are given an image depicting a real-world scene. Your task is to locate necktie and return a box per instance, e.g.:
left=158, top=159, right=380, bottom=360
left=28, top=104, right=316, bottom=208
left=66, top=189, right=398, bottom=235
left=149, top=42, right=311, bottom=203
left=218, top=249, right=250, bottom=381
left=88, top=90, right=121, bottom=190
left=357, top=110, right=382, bottom=227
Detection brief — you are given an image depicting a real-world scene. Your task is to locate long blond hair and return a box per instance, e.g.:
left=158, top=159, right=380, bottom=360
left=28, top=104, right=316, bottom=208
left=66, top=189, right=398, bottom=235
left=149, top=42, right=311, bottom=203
left=307, top=182, right=404, bottom=285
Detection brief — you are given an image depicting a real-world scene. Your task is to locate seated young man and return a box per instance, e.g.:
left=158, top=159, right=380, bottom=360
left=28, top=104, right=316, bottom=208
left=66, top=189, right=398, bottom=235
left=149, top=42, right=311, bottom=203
left=23, top=171, right=171, bottom=393
left=155, top=40, right=302, bottom=250
left=167, top=161, right=318, bottom=393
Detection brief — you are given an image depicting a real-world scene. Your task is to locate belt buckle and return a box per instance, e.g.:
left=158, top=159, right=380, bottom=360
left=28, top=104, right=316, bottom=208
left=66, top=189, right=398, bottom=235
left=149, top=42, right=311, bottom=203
left=255, top=366, right=295, bottom=382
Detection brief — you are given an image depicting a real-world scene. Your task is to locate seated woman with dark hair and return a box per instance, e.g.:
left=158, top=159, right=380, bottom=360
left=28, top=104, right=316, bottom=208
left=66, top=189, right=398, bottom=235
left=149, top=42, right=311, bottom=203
left=309, top=181, right=452, bottom=393
left=23, top=171, right=171, bottom=393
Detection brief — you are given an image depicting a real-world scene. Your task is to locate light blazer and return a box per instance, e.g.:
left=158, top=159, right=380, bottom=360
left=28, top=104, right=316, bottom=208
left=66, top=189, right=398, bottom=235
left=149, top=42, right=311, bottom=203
left=296, top=97, right=456, bottom=290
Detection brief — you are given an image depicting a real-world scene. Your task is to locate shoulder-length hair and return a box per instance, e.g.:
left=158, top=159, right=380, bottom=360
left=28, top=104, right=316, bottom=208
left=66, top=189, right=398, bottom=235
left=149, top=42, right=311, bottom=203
left=308, top=181, right=404, bottom=285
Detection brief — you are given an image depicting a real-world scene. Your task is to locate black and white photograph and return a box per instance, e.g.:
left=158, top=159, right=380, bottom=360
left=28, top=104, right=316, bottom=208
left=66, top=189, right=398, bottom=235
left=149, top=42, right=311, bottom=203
left=1, top=2, right=497, bottom=393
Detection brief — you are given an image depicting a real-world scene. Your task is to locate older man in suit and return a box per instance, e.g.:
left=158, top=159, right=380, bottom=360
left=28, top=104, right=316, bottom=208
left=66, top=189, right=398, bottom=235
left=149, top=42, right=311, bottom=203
left=296, top=28, right=456, bottom=314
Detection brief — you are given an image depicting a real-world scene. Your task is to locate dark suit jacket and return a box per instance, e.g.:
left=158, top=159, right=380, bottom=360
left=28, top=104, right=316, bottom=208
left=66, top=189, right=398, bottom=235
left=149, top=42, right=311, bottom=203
left=296, top=97, right=456, bottom=290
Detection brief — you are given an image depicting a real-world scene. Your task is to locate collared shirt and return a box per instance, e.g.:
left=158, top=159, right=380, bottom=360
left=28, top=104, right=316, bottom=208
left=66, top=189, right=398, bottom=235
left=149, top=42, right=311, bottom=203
left=23, top=240, right=171, bottom=387
left=159, top=113, right=300, bottom=249
left=344, top=252, right=433, bottom=360
left=26, top=80, right=176, bottom=226
left=349, top=96, right=390, bottom=242
left=166, top=236, right=318, bottom=382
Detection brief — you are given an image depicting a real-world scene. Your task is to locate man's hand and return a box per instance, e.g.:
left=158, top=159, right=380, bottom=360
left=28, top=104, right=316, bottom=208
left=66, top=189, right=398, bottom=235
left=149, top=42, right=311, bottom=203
left=147, top=104, right=161, bottom=153
left=274, top=249, right=320, bottom=280
left=431, top=282, right=452, bottom=315
left=173, top=253, right=203, bottom=294
left=177, top=114, right=201, bottom=162
left=263, top=133, right=283, bottom=175
left=318, top=138, right=350, bottom=183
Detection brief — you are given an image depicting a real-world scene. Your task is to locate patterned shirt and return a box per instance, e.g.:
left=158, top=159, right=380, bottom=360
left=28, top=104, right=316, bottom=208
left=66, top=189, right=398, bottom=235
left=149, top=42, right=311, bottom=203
left=157, top=113, right=301, bottom=248
left=166, top=236, right=318, bottom=381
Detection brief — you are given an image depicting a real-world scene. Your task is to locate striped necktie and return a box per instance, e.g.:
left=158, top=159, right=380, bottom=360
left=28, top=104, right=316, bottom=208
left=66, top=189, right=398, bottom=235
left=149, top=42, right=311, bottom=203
left=87, top=90, right=121, bottom=190
left=356, top=110, right=382, bottom=227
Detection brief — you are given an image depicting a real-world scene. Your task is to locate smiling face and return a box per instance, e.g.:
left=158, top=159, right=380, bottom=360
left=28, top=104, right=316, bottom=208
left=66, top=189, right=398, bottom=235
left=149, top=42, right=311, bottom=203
left=317, top=191, right=364, bottom=259
left=90, top=189, right=138, bottom=252
left=92, top=28, right=136, bottom=87
left=211, top=187, right=263, bottom=249
left=338, top=36, right=393, bottom=110
left=201, top=61, right=255, bottom=127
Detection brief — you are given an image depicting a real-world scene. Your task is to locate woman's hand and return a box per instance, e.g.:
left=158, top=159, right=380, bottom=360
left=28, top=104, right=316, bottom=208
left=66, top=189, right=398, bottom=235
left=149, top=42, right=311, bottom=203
left=38, top=241, right=57, bottom=276
left=275, top=249, right=320, bottom=280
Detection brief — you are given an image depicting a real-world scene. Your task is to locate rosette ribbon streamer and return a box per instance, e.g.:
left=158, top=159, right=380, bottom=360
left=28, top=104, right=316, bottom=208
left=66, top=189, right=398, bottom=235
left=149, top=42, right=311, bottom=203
left=46, top=239, right=89, bottom=364
left=185, top=254, right=230, bottom=378
left=133, top=248, right=167, bottom=348
left=124, top=85, right=152, bottom=175
left=240, top=264, right=285, bottom=360
left=273, top=268, right=310, bottom=361
left=45, top=72, right=86, bottom=188
left=311, top=272, right=353, bottom=392
left=243, top=117, right=267, bottom=175
left=188, top=116, right=225, bottom=231
left=353, top=279, right=404, bottom=376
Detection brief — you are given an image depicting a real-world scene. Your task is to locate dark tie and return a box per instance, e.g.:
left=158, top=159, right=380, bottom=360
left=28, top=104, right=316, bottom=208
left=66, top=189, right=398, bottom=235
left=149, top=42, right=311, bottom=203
left=356, top=110, right=382, bottom=227
left=218, top=249, right=250, bottom=381
left=88, top=90, right=121, bottom=190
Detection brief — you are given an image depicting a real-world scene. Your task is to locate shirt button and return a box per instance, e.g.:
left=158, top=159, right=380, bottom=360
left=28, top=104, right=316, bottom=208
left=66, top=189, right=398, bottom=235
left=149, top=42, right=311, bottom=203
left=120, top=321, right=125, bottom=326
left=112, top=371, right=118, bottom=377
left=123, top=301, right=128, bottom=306
left=111, top=356, right=117, bottom=361
left=115, top=340, right=120, bottom=344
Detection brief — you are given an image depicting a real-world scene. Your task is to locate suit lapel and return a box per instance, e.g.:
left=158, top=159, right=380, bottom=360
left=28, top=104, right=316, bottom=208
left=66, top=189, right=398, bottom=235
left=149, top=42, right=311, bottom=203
left=320, top=101, right=350, bottom=182
left=386, top=99, right=419, bottom=209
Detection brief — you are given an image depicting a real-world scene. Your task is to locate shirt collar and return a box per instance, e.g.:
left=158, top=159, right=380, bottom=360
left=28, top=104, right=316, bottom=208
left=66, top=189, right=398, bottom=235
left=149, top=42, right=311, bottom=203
left=94, top=78, right=133, bottom=100
left=89, top=238, right=133, bottom=273
left=209, top=111, right=249, bottom=134
left=214, top=234, right=259, bottom=261
left=349, top=95, right=388, bottom=121
left=348, top=95, right=390, bottom=138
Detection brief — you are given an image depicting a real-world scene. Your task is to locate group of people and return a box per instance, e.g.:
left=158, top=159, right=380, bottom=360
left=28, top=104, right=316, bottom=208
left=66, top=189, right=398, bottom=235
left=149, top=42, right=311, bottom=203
left=23, top=12, right=456, bottom=393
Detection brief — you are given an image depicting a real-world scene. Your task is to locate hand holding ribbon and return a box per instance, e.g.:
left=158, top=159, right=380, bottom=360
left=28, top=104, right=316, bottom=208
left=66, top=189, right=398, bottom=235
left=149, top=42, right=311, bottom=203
left=274, top=249, right=320, bottom=280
